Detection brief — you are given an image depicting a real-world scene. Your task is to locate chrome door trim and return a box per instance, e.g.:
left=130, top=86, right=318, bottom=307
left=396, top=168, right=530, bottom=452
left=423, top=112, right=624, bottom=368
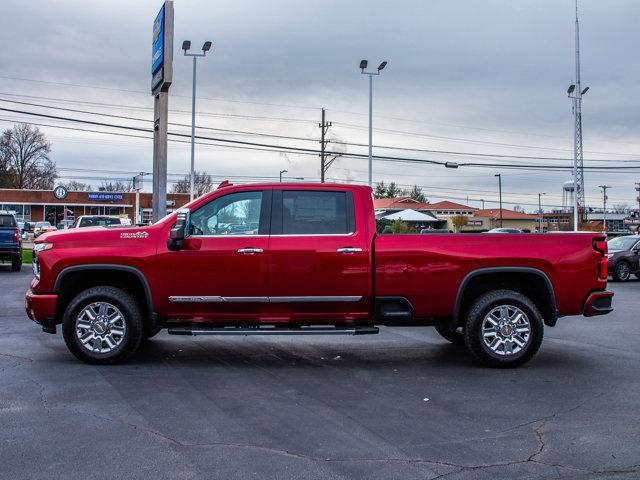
left=169, top=296, right=269, bottom=303
left=168, top=295, right=362, bottom=303
left=269, top=296, right=363, bottom=303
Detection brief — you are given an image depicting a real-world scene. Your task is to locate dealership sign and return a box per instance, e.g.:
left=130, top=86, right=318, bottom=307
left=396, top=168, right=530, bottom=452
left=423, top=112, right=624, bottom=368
left=151, top=1, right=174, bottom=92
left=53, top=185, right=68, bottom=200
left=88, top=192, right=124, bottom=201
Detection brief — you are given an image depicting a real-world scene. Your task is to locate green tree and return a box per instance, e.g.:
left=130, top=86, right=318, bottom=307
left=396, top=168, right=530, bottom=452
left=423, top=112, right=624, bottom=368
left=408, top=185, right=426, bottom=203
left=386, top=182, right=401, bottom=198
left=373, top=181, right=388, bottom=199
left=390, top=218, right=409, bottom=234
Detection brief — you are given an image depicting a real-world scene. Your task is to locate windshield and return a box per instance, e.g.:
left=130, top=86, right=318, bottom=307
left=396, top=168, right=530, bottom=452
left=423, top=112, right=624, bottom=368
left=79, top=217, right=122, bottom=227
left=36, top=222, right=51, bottom=228
left=608, top=236, right=638, bottom=251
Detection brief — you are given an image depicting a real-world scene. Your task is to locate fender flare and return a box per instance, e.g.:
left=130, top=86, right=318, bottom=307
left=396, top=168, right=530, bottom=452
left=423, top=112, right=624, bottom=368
left=451, top=267, right=558, bottom=326
left=53, top=264, right=155, bottom=321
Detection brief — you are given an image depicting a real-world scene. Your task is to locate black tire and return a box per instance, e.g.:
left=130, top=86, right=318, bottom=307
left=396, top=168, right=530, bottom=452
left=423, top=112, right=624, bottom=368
left=11, top=255, right=22, bottom=272
left=464, top=289, right=544, bottom=368
left=62, top=286, right=143, bottom=365
left=434, top=324, right=465, bottom=346
left=612, top=261, right=631, bottom=282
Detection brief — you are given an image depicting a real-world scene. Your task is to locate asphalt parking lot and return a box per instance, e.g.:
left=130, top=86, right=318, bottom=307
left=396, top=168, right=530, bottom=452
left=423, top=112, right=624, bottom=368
left=1, top=266, right=639, bottom=480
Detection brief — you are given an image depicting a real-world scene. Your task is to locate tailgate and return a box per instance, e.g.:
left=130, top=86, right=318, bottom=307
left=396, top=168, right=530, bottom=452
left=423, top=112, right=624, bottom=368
left=0, top=227, right=15, bottom=247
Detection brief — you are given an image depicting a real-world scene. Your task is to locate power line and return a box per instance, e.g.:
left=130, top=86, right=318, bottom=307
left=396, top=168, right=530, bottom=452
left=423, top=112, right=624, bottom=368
left=3, top=97, right=640, bottom=165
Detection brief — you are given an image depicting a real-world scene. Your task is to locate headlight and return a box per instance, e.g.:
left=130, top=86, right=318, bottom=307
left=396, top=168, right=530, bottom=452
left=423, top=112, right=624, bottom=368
left=34, top=243, right=53, bottom=252
left=32, top=243, right=53, bottom=279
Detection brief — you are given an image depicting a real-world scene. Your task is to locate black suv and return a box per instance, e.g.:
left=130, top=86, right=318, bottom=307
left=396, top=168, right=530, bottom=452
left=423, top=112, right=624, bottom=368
left=607, top=235, right=640, bottom=282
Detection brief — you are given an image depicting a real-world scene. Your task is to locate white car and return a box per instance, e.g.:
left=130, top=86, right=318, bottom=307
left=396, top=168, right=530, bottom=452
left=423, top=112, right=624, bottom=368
left=71, top=216, right=132, bottom=228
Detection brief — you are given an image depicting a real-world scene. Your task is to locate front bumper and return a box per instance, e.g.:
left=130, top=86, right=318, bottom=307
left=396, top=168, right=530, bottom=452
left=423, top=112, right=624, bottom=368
left=583, top=290, right=614, bottom=317
left=25, top=289, right=58, bottom=333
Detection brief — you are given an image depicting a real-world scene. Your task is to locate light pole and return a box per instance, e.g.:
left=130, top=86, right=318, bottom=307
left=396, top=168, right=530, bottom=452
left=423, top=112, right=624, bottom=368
left=495, top=174, right=503, bottom=228
left=599, top=185, right=611, bottom=233
left=359, top=59, right=388, bottom=187
left=538, top=192, right=546, bottom=233
left=183, top=40, right=213, bottom=201
left=480, top=199, right=485, bottom=209
left=279, top=170, right=288, bottom=182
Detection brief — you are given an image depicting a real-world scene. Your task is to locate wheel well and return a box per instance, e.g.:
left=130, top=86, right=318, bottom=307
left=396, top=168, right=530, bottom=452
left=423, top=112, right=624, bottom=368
left=454, top=270, right=557, bottom=327
left=55, top=268, right=151, bottom=324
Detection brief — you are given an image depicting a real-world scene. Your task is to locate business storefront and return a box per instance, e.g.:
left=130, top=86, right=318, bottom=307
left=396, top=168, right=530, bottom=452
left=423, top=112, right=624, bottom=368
left=0, top=188, right=190, bottom=226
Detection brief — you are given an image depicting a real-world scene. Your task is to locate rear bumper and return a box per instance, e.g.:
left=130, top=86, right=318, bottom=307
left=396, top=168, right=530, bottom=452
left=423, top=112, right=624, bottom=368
left=583, top=290, right=614, bottom=317
left=0, top=246, right=20, bottom=255
left=25, top=289, right=58, bottom=332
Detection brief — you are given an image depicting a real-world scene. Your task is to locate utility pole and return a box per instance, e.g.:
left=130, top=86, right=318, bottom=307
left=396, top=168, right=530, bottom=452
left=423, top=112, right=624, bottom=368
left=599, top=185, right=611, bottom=233
left=495, top=174, right=503, bottom=228
left=319, top=108, right=332, bottom=182
left=538, top=192, right=546, bottom=233
left=480, top=199, right=485, bottom=209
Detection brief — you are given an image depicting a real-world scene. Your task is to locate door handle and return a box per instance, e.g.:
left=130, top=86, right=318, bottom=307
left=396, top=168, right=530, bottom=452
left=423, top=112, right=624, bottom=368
left=238, top=247, right=263, bottom=254
left=337, top=247, right=363, bottom=253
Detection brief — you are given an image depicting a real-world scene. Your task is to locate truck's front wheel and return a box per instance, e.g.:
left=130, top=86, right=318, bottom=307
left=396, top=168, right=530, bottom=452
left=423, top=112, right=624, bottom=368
left=62, top=286, right=143, bottom=364
left=464, top=289, right=543, bottom=368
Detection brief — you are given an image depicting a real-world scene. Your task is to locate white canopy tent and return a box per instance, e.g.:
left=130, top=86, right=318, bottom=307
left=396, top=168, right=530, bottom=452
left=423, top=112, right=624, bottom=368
left=381, top=209, right=439, bottom=222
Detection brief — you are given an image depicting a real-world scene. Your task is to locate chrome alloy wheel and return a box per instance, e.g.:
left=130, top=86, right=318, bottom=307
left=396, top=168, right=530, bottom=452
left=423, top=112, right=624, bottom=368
left=481, top=305, right=531, bottom=356
left=617, top=262, right=631, bottom=281
left=75, top=302, right=126, bottom=354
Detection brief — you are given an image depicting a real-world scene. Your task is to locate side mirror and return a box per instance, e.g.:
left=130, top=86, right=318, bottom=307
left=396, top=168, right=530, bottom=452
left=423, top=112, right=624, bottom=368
left=167, top=209, right=190, bottom=251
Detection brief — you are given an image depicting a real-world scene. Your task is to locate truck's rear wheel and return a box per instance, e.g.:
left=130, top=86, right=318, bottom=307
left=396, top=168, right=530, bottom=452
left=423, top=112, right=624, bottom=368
left=11, top=255, right=21, bottom=271
left=464, top=289, right=543, bottom=368
left=62, top=286, right=143, bottom=364
left=434, top=324, right=465, bottom=345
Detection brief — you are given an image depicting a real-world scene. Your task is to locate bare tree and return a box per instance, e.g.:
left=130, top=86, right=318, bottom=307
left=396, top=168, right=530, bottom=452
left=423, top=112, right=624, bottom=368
left=2, top=124, right=57, bottom=189
left=63, top=180, right=92, bottom=191
left=99, top=180, right=132, bottom=192
left=0, top=130, right=13, bottom=188
left=171, top=171, right=213, bottom=197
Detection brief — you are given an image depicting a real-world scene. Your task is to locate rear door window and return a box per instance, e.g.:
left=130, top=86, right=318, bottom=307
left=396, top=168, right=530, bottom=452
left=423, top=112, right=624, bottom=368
left=274, top=190, right=355, bottom=235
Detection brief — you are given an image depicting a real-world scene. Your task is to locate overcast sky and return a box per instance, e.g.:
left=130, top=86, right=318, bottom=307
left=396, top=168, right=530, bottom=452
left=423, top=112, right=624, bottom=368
left=1, top=0, right=639, bottom=211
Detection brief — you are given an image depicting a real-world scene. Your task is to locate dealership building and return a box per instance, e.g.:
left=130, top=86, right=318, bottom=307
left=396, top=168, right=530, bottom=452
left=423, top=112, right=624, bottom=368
left=0, top=188, right=190, bottom=226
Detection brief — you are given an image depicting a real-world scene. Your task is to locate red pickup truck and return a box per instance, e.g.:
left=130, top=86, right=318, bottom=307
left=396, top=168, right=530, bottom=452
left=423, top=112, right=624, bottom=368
left=26, top=182, right=613, bottom=367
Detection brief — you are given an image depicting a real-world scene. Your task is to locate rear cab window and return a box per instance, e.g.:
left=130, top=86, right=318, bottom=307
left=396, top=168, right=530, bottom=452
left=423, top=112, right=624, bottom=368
left=0, top=215, right=17, bottom=228
left=272, top=190, right=355, bottom=235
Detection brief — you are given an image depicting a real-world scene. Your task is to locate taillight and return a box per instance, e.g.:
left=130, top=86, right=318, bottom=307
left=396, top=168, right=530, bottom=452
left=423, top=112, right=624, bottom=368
left=593, top=239, right=608, bottom=281
left=13, top=228, right=19, bottom=243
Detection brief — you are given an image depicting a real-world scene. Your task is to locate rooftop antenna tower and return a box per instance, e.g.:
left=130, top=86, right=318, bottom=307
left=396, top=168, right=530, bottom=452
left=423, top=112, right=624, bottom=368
left=567, top=0, right=589, bottom=231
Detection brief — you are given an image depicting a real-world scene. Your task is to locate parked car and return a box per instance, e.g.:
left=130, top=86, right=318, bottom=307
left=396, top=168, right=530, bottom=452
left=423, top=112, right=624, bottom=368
left=0, top=212, right=22, bottom=271
left=33, top=221, right=56, bottom=237
left=607, top=235, right=640, bottom=282
left=71, top=216, right=132, bottom=228
left=57, top=219, right=75, bottom=230
left=26, top=182, right=612, bottom=367
left=486, top=228, right=523, bottom=234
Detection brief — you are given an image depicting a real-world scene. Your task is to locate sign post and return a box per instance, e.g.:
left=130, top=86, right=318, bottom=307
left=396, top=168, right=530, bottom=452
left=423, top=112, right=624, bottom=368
left=151, top=1, right=174, bottom=222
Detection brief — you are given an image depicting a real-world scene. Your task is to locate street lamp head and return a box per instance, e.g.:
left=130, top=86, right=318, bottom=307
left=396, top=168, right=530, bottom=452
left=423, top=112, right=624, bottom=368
left=359, top=59, right=368, bottom=71
left=202, top=41, right=212, bottom=52
left=581, top=86, right=589, bottom=95
left=567, top=84, right=576, bottom=95
left=377, top=61, right=388, bottom=71
left=182, top=40, right=191, bottom=52
left=494, top=173, right=501, bottom=178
